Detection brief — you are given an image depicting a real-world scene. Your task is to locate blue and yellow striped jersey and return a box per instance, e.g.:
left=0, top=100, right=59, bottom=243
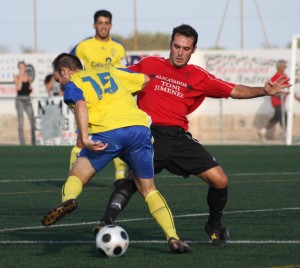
left=64, top=67, right=150, bottom=133
left=70, top=36, right=127, bottom=70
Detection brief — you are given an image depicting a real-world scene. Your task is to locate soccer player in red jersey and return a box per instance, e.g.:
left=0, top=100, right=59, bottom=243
left=96, top=24, right=291, bottom=247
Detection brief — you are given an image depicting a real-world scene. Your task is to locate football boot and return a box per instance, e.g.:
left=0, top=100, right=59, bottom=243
left=42, top=199, right=78, bottom=227
left=204, top=221, right=229, bottom=247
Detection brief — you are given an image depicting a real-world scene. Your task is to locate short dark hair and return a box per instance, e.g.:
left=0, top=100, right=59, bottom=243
left=52, top=53, right=83, bottom=73
left=44, top=74, right=53, bottom=84
left=171, top=24, right=198, bottom=47
left=94, top=10, right=112, bottom=23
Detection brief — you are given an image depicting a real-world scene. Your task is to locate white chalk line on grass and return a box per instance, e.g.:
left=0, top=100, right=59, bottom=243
left=0, top=207, right=299, bottom=234
left=1, top=171, right=300, bottom=183
left=0, top=240, right=299, bottom=245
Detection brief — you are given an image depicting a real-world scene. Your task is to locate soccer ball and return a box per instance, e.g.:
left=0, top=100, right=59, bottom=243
left=95, top=225, right=129, bottom=258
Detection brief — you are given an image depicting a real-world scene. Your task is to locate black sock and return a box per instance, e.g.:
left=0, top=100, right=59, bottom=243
left=101, top=179, right=137, bottom=224
left=207, top=186, right=228, bottom=230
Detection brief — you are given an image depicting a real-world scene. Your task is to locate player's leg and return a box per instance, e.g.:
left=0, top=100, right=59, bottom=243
left=125, top=126, right=190, bottom=253
left=134, top=177, right=191, bottom=253
left=42, top=156, right=96, bottom=226
left=98, top=176, right=137, bottom=228
left=97, top=126, right=149, bottom=227
left=198, top=166, right=229, bottom=247
left=42, top=132, right=115, bottom=227
left=159, top=126, right=229, bottom=247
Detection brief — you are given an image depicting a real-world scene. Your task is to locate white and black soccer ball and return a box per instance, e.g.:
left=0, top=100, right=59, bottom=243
left=95, top=225, right=129, bottom=258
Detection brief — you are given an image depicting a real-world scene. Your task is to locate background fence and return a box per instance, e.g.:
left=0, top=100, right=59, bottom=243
left=2, top=95, right=300, bottom=146
left=1, top=49, right=300, bottom=145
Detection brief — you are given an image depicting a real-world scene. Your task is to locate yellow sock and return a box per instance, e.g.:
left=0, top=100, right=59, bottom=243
left=113, top=158, right=127, bottom=180
left=69, top=146, right=81, bottom=170
left=145, top=190, right=179, bottom=240
left=62, top=176, right=83, bottom=202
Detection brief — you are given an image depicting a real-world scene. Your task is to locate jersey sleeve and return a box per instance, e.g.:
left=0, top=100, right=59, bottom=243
left=127, top=59, right=143, bottom=72
left=201, top=71, right=235, bottom=98
left=63, top=81, right=85, bottom=105
left=187, top=68, right=235, bottom=115
left=115, top=68, right=145, bottom=94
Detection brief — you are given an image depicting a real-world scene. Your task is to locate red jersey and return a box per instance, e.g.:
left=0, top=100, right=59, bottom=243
left=270, top=72, right=289, bottom=107
left=128, top=56, right=235, bottom=130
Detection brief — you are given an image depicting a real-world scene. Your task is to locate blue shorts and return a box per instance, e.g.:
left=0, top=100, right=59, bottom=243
left=79, top=126, right=154, bottom=178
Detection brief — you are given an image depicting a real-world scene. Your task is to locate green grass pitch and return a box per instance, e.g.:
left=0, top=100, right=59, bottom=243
left=0, top=145, right=299, bottom=267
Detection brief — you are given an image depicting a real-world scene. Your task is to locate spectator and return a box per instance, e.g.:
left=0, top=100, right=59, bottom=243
left=14, top=61, right=35, bottom=145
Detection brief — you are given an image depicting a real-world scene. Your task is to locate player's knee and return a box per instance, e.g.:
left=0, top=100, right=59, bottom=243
left=200, top=168, right=228, bottom=189
left=216, top=174, right=228, bottom=189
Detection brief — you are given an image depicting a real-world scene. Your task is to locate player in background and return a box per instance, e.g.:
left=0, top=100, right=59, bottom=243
left=258, top=60, right=290, bottom=141
left=70, top=10, right=127, bottom=185
left=95, top=24, right=291, bottom=247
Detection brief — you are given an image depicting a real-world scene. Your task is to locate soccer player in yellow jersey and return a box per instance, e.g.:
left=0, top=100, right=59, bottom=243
left=41, top=53, right=190, bottom=254
left=70, top=10, right=127, bottom=184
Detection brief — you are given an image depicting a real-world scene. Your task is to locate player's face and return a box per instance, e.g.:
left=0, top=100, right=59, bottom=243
left=169, top=34, right=196, bottom=68
left=53, top=69, right=71, bottom=89
left=94, top=16, right=112, bottom=41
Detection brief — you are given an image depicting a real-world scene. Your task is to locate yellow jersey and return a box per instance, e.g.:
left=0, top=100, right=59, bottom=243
left=64, top=67, right=150, bottom=133
left=70, top=36, right=127, bottom=70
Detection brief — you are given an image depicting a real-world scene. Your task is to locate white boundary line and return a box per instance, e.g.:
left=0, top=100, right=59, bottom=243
left=0, top=240, right=299, bottom=245
left=0, top=207, right=299, bottom=245
left=1, top=172, right=300, bottom=183
left=0, top=207, right=299, bottom=233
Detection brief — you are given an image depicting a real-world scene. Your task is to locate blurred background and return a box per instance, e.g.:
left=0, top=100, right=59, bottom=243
left=1, top=0, right=300, bottom=145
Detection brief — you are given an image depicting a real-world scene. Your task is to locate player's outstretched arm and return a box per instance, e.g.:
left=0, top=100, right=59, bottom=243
left=230, top=75, right=291, bottom=99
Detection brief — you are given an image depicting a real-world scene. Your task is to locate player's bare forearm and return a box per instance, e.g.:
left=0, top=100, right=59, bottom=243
left=74, top=100, right=108, bottom=151
left=230, top=75, right=291, bottom=99
left=74, top=100, right=90, bottom=144
left=230, top=85, right=265, bottom=99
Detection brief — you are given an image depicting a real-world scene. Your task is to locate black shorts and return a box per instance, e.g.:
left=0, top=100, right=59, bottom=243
left=151, top=124, right=219, bottom=178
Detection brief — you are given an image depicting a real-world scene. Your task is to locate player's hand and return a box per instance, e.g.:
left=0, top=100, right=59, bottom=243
left=82, top=139, right=108, bottom=151
left=264, top=75, right=291, bottom=96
